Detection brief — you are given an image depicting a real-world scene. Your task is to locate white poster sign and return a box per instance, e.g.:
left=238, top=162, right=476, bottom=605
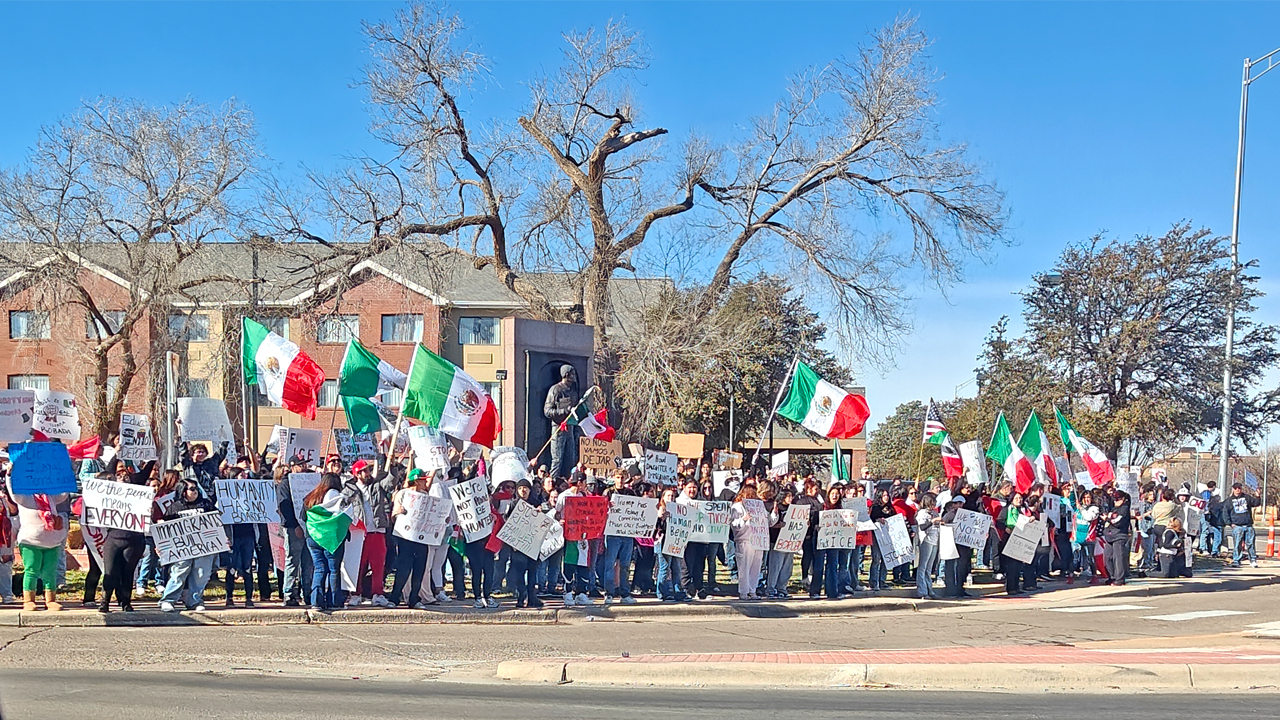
left=0, top=390, right=35, bottom=443
left=118, top=413, right=157, bottom=462
left=176, top=398, right=233, bottom=445
left=213, top=478, right=281, bottom=525
left=603, top=495, right=660, bottom=539
left=738, top=498, right=770, bottom=551
left=662, top=501, right=694, bottom=558
left=643, top=450, right=678, bottom=486
left=449, top=477, right=493, bottom=543
left=33, top=389, right=80, bottom=442
left=959, top=440, right=988, bottom=487
left=408, top=425, right=452, bottom=472
left=952, top=508, right=992, bottom=550
left=151, top=512, right=230, bottom=564
left=817, top=509, right=860, bottom=550
left=497, top=500, right=554, bottom=558
left=712, top=470, right=743, bottom=497
left=939, top=525, right=961, bottom=560
left=773, top=505, right=810, bottom=553
left=334, top=428, right=378, bottom=463
left=841, top=496, right=875, bottom=531
left=288, top=472, right=322, bottom=506
left=687, top=499, right=731, bottom=544
left=81, top=478, right=155, bottom=532
left=770, top=450, right=790, bottom=478
left=489, top=446, right=530, bottom=487
left=1042, top=493, right=1063, bottom=527
left=875, top=514, right=914, bottom=568
left=1001, top=515, right=1044, bottom=564
left=393, top=490, right=452, bottom=545
left=538, top=515, right=565, bottom=561
left=282, top=428, right=323, bottom=467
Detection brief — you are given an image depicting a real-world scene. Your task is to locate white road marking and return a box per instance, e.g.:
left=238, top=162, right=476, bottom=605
left=1047, top=604, right=1154, bottom=613
left=1141, top=610, right=1256, bottom=622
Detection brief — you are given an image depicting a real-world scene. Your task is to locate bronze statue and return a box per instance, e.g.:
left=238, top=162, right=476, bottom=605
left=543, top=364, right=579, bottom=478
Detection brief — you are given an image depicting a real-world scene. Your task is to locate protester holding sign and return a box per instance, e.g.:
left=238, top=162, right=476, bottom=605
left=387, top=469, right=435, bottom=608
left=655, top=488, right=690, bottom=602
left=766, top=485, right=802, bottom=599
left=867, top=489, right=898, bottom=592
left=179, top=440, right=229, bottom=500
left=503, top=481, right=547, bottom=609
left=349, top=459, right=400, bottom=608
left=93, top=458, right=157, bottom=613
left=1102, top=488, right=1133, bottom=584
left=730, top=487, right=768, bottom=600
left=6, top=473, right=69, bottom=612
left=914, top=494, right=941, bottom=599
left=157, top=478, right=221, bottom=612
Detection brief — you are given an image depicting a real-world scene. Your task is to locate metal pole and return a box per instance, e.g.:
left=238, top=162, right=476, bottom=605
left=165, top=351, right=178, bottom=469
left=728, top=383, right=735, bottom=453
left=753, top=354, right=800, bottom=467
left=1265, top=429, right=1271, bottom=515
left=249, top=246, right=260, bottom=451
left=1219, top=58, right=1250, bottom=501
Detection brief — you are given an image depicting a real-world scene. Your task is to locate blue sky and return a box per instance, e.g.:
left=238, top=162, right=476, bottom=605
left=2, top=2, right=1279, bottom=447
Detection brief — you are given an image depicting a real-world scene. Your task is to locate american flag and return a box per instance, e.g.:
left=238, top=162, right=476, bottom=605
left=922, top=399, right=948, bottom=444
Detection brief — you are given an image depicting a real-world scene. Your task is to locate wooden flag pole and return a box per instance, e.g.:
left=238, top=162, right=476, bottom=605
left=383, top=344, right=421, bottom=475
left=535, top=385, right=598, bottom=470
left=914, top=439, right=926, bottom=484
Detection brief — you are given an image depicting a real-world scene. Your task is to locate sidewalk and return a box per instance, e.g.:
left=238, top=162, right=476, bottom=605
left=5, top=564, right=1278, bottom=628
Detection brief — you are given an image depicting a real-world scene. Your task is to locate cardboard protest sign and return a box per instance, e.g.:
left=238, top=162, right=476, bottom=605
left=81, top=478, right=155, bottom=532
left=667, top=432, right=705, bottom=460
left=0, top=390, right=35, bottom=442
left=712, top=449, right=742, bottom=470
left=213, top=478, right=281, bottom=525
left=8, top=441, right=77, bottom=495
left=267, top=522, right=287, bottom=571
left=1001, top=515, right=1044, bottom=564
left=603, top=495, right=659, bottom=539
left=288, top=472, right=322, bottom=505
left=176, top=398, right=234, bottom=445
left=1184, top=505, right=1202, bottom=537
left=33, top=389, right=80, bottom=442
left=817, top=509, right=860, bottom=550
left=773, top=504, right=810, bottom=553
left=538, top=515, right=565, bottom=561
left=1054, top=457, right=1072, bottom=482
left=643, top=449, right=678, bottom=486
left=488, top=446, right=530, bottom=487
left=151, top=512, right=230, bottom=564
left=939, top=525, right=960, bottom=560
left=1117, top=470, right=1139, bottom=498
left=118, top=413, right=157, bottom=462
left=334, top=428, right=378, bottom=463
left=841, top=496, right=875, bottom=531
left=738, top=498, right=770, bottom=551
left=770, top=450, right=790, bottom=478
left=688, top=500, right=731, bottom=544
left=1042, top=494, right=1063, bottom=527
left=959, top=440, right=988, bottom=487
left=875, top=514, right=914, bottom=567
left=662, top=501, right=694, bottom=557
left=952, top=508, right=992, bottom=550
left=449, top=477, right=493, bottom=543
left=497, top=500, right=555, bottom=558
left=563, top=495, right=608, bottom=541
left=264, top=425, right=287, bottom=455
left=408, top=425, right=451, bottom=472
left=712, top=470, right=743, bottom=497
left=392, top=489, right=452, bottom=545
left=282, top=428, right=323, bottom=467
left=580, top=436, right=623, bottom=472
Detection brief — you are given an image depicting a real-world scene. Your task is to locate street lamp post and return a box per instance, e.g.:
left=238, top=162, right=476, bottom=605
left=1218, top=47, right=1280, bottom=501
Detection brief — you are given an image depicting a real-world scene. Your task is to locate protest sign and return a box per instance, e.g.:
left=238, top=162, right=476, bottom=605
left=939, top=525, right=960, bottom=561
left=1054, top=457, right=1072, bottom=482
left=264, top=425, right=287, bottom=456
left=151, top=512, right=230, bottom=564
left=667, top=432, right=705, bottom=460
left=603, top=495, right=659, bottom=539
left=81, top=521, right=108, bottom=569
left=281, top=428, right=322, bottom=466
left=959, top=440, right=988, bottom=487
left=118, top=413, right=157, bottom=462
left=739, top=498, right=770, bottom=551
left=662, top=501, right=694, bottom=557
left=334, top=428, right=378, bottom=463
left=773, top=505, right=810, bottom=553
left=213, top=478, right=281, bottom=524
left=563, top=495, right=608, bottom=541
left=408, top=425, right=452, bottom=472
left=841, top=496, right=875, bottom=531
left=711, top=469, right=744, bottom=498
left=8, top=441, right=76, bottom=495
left=1075, top=470, right=1096, bottom=489
left=392, top=490, right=452, bottom=545
left=449, top=477, right=493, bottom=543
left=1184, top=505, right=1202, bottom=537
left=1001, top=516, right=1045, bottom=564
left=1117, top=470, right=1139, bottom=498
left=643, top=449, right=678, bottom=486
left=33, top=389, right=80, bottom=442
left=0, top=390, right=35, bottom=442
left=1042, top=493, right=1063, bottom=527
left=712, top=450, right=742, bottom=470
left=817, top=509, right=860, bottom=549
left=176, top=398, right=234, bottom=445
left=952, top=508, right=993, bottom=550
left=288, top=472, right=322, bottom=506
left=876, top=514, right=914, bottom=567
left=81, top=478, right=155, bottom=532
left=770, top=450, right=790, bottom=478
left=488, top=446, right=530, bottom=487
left=497, top=500, right=555, bottom=558
left=580, top=437, right=623, bottom=472
left=688, top=500, right=731, bottom=544
left=267, top=522, right=287, bottom=571
left=538, top=515, right=565, bottom=561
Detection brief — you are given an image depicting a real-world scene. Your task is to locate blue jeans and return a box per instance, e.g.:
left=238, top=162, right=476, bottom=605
left=135, top=537, right=165, bottom=589
left=765, top=550, right=792, bottom=596
left=464, top=540, right=495, bottom=600
left=160, top=553, right=215, bottom=608
left=1071, top=540, right=1095, bottom=577
left=915, top=540, right=938, bottom=598
left=1202, top=525, right=1222, bottom=556
left=869, top=539, right=888, bottom=589
left=1232, top=525, right=1257, bottom=564
left=603, top=536, right=635, bottom=597
left=809, top=548, right=839, bottom=598
left=282, top=528, right=310, bottom=601
left=835, top=548, right=853, bottom=594
left=657, top=553, right=686, bottom=600
left=307, top=538, right=344, bottom=609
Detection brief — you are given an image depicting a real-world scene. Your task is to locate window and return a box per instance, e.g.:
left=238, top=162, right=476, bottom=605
left=9, top=310, right=50, bottom=340
left=8, top=375, right=49, bottom=391
left=381, top=314, right=423, bottom=343
left=262, top=316, right=289, bottom=339
left=480, top=381, right=500, bottom=415
left=86, top=310, right=127, bottom=339
left=85, top=376, right=120, bottom=405
left=168, top=313, right=210, bottom=342
left=380, top=387, right=404, bottom=408
left=317, top=315, right=360, bottom=344
left=183, top=378, right=210, bottom=398
left=458, top=317, right=500, bottom=346
left=318, top=379, right=340, bottom=408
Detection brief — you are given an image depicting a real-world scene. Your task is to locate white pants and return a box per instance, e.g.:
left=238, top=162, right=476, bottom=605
left=419, top=542, right=449, bottom=602
left=736, top=546, right=764, bottom=597
left=339, top=527, right=366, bottom=593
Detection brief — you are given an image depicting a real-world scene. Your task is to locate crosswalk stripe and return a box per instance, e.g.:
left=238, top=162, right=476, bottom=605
left=1142, top=610, right=1256, bottom=622
left=1046, top=604, right=1154, bottom=613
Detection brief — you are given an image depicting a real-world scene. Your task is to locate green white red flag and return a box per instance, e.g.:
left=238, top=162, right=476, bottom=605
left=923, top=399, right=964, bottom=479
left=1016, top=411, right=1058, bottom=486
left=987, top=412, right=1036, bottom=493
left=241, top=317, right=325, bottom=420
left=402, top=345, right=501, bottom=448
left=777, top=361, right=870, bottom=439
left=1054, top=408, right=1114, bottom=487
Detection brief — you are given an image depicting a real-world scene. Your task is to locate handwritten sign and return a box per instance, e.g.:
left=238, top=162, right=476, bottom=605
left=842, top=496, right=875, bottom=531
left=497, top=500, right=555, bottom=558
left=563, top=495, right=608, bottom=541
left=449, top=477, right=493, bottom=543
left=580, top=437, right=623, bottom=472
left=176, top=398, right=233, bottom=445
left=643, top=450, right=678, bottom=486
left=392, top=490, right=452, bottom=545
left=688, top=500, right=731, bottom=544
left=118, top=413, right=157, bottom=462
left=213, top=478, right=281, bottom=525
left=603, top=495, right=659, bottom=539
left=712, top=470, right=743, bottom=497
left=334, top=428, right=378, bottom=463
left=662, top=501, right=693, bottom=557
left=264, top=424, right=287, bottom=455
left=151, top=512, right=230, bottom=564
left=876, top=514, right=914, bottom=567
left=33, top=389, right=80, bottom=442
left=959, top=440, right=988, bottom=487
left=817, top=509, right=860, bottom=550
left=667, top=432, right=705, bottom=460
left=81, top=478, right=155, bottom=532
left=282, top=428, right=322, bottom=466
left=8, top=441, right=76, bottom=495
left=408, top=425, right=451, bottom=472
left=288, top=472, right=322, bottom=506
left=1001, top=515, right=1045, bottom=564
left=712, top=450, right=742, bottom=470
left=773, top=504, right=810, bottom=553
left=0, top=390, right=35, bottom=442
left=1042, top=494, right=1063, bottom=527
left=952, top=508, right=992, bottom=549
left=738, top=498, right=770, bottom=551
left=488, top=446, right=529, bottom=487
left=538, top=515, right=565, bottom=561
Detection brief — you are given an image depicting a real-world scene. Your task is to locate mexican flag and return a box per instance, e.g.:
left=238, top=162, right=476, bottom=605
left=305, top=504, right=352, bottom=554
left=242, top=317, right=326, bottom=420
left=341, top=396, right=381, bottom=436
left=831, top=439, right=850, bottom=483
left=338, top=339, right=407, bottom=397
left=1016, top=411, right=1058, bottom=485
left=1054, top=408, right=1115, bottom=487
left=987, top=412, right=1036, bottom=493
left=923, top=399, right=964, bottom=479
left=777, top=361, right=870, bottom=439
left=560, top=391, right=614, bottom=441
left=402, top=344, right=501, bottom=448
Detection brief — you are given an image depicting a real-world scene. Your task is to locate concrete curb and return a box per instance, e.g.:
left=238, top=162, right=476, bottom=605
left=495, top=659, right=1280, bottom=692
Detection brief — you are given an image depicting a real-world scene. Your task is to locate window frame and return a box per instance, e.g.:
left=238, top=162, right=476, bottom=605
left=9, top=310, right=51, bottom=340
left=380, top=313, right=424, bottom=344
left=317, top=314, right=361, bottom=344
left=458, top=316, right=500, bottom=346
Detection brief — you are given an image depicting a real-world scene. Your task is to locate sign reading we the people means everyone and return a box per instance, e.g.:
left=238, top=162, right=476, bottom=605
left=81, top=478, right=156, bottom=532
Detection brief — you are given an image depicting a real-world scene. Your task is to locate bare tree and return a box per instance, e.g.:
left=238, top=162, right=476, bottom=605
left=0, top=98, right=257, bottom=441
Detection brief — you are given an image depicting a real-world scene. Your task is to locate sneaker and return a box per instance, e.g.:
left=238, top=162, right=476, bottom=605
left=562, top=592, right=576, bottom=606
left=159, top=601, right=176, bottom=613
left=473, top=599, right=486, bottom=609
left=372, top=595, right=393, bottom=608
left=245, top=599, right=256, bottom=608
left=225, top=599, right=235, bottom=608
left=359, top=598, right=374, bottom=606
left=346, top=595, right=364, bottom=607
left=284, top=598, right=301, bottom=607
left=133, top=586, right=146, bottom=599
left=413, top=602, right=431, bottom=610
left=603, top=595, right=614, bottom=605
left=485, top=597, right=499, bottom=609
left=436, top=591, right=451, bottom=604
left=622, top=595, right=637, bottom=605
left=576, top=593, right=595, bottom=606
left=310, top=605, right=324, bottom=612
left=1252, top=561, right=1260, bottom=568
left=193, top=604, right=206, bottom=612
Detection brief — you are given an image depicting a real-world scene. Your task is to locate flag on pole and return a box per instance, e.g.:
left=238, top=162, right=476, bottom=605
left=242, top=317, right=326, bottom=420
left=832, top=439, right=850, bottom=483
left=559, top=389, right=615, bottom=441
left=777, top=361, right=870, bottom=439
left=987, top=412, right=1036, bottom=493
left=1016, top=412, right=1059, bottom=485
left=401, top=344, right=501, bottom=448
left=338, top=339, right=407, bottom=397
left=1054, top=408, right=1115, bottom=487
left=341, top=396, right=382, bottom=435
left=923, top=399, right=964, bottom=479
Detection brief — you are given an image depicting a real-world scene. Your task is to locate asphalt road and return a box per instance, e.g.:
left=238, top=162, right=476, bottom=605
left=0, top=669, right=1276, bottom=720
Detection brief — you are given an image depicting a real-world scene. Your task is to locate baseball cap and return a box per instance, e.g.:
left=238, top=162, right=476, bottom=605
left=351, top=459, right=371, bottom=474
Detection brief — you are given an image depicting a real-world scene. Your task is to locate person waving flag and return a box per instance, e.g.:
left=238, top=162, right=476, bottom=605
left=923, top=399, right=964, bottom=479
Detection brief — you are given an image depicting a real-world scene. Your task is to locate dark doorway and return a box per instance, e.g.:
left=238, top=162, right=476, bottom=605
left=526, top=351, right=589, bottom=469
